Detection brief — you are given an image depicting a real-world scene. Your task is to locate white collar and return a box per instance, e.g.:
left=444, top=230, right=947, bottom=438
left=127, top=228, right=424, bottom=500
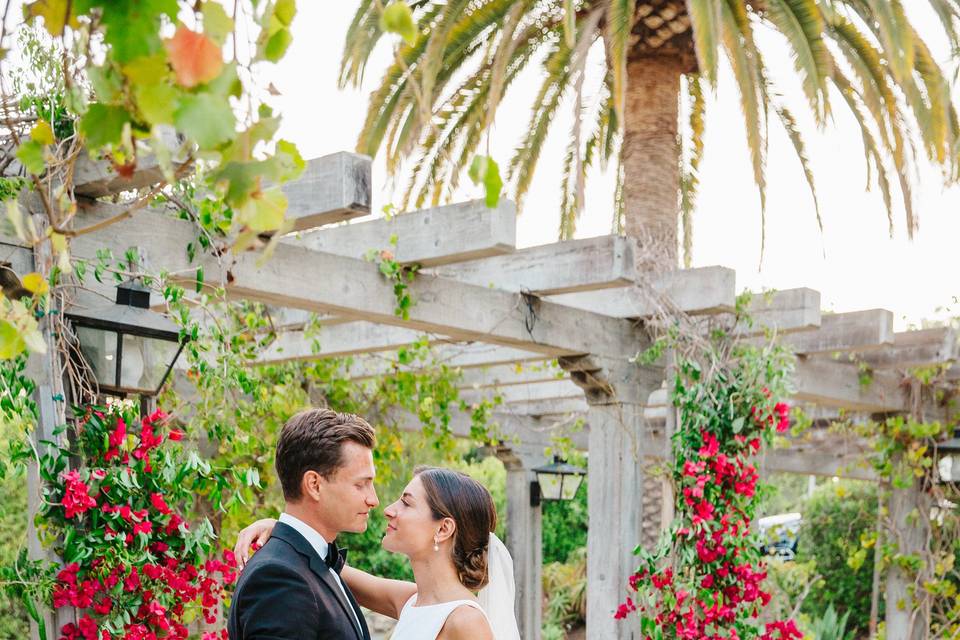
left=278, top=512, right=330, bottom=560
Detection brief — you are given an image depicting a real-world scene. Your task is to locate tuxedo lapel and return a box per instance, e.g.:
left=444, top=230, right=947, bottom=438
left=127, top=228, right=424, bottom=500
left=272, top=523, right=365, bottom=640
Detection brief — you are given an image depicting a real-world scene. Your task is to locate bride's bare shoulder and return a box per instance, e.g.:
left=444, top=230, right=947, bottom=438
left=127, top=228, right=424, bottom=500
left=437, top=604, right=493, bottom=640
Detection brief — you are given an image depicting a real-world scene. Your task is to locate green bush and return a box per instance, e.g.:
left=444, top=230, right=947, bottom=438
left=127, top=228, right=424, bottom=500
left=799, top=480, right=879, bottom=637
left=542, top=478, right=587, bottom=565
left=0, top=434, right=30, bottom=637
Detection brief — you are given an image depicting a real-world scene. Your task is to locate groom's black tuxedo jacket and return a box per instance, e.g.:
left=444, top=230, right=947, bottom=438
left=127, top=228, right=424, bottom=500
left=227, top=522, right=371, bottom=640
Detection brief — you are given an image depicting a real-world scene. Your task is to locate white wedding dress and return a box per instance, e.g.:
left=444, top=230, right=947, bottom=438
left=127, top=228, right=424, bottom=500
left=389, top=594, right=489, bottom=639
left=388, top=534, right=521, bottom=640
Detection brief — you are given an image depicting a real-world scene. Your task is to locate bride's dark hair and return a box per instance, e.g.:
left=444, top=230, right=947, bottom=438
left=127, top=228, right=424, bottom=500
left=414, top=466, right=497, bottom=590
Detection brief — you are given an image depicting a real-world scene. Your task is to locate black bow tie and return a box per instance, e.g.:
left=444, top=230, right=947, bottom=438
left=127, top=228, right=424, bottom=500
left=325, top=541, right=347, bottom=574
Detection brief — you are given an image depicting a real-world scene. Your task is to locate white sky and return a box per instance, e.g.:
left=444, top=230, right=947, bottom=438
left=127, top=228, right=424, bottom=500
left=261, top=3, right=960, bottom=330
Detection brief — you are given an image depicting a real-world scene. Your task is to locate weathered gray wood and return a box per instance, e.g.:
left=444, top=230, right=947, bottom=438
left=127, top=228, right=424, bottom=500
left=294, top=198, right=515, bottom=267
left=495, top=445, right=547, bottom=640
left=779, top=309, right=895, bottom=354
left=391, top=408, right=588, bottom=450
left=72, top=204, right=643, bottom=358
left=500, top=398, right=590, bottom=416
left=462, top=379, right=586, bottom=405
left=259, top=322, right=438, bottom=362
left=885, top=466, right=930, bottom=640
left=545, top=265, right=736, bottom=317
left=280, top=152, right=372, bottom=231
left=792, top=358, right=905, bottom=412
left=739, top=288, right=821, bottom=335
left=460, top=362, right=566, bottom=389
left=858, top=328, right=958, bottom=369
left=343, top=345, right=550, bottom=380
left=73, top=138, right=186, bottom=198
left=428, top=235, right=636, bottom=296
left=582, top=358, right=660, bottom=640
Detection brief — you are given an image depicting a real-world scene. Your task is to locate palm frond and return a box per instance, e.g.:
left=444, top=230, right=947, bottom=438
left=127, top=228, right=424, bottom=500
left=679, top=74, right=706, bottom=268
left=765, top=0, right=831, bottom=122
left=775, top=103, right=822, bottom=233
left=686, top=0, right=722, bottom=85
left=604, top=0, right=636, bottom=123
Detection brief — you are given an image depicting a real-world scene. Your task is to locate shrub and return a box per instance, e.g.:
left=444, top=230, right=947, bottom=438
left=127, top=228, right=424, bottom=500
left=799, top=480, right=879, bottom=637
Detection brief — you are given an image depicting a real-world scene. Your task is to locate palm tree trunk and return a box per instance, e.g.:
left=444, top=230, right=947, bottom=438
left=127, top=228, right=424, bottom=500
left=621, top=56, right=684, bottom=270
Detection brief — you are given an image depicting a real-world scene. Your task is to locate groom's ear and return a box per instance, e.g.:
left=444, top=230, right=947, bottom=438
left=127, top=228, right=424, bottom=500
left=301, top=470, right=324, bottom=501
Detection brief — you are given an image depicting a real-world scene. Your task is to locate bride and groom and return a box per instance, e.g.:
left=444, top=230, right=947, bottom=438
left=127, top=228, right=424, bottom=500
left=226, top=408, right=521, bottom=640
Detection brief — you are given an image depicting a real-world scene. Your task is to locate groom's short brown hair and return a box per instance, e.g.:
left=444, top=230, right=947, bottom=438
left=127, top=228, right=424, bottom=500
left=276, top=408, right=375, bottom=500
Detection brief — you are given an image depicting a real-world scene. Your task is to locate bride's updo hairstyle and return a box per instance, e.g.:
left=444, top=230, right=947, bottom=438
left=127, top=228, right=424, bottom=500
left=414, top=466, right=497, bottom=590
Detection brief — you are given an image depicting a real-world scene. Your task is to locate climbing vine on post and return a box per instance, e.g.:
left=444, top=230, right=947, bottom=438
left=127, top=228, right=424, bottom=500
left=621, top=333, right=803, bottom=639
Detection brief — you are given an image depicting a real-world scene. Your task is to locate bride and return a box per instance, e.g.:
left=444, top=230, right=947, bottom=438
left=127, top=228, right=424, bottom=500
left=235, top=466, right=521, bottom=640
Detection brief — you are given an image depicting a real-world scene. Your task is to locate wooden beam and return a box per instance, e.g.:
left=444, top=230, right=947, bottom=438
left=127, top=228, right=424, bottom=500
left=293, top=198, right=515, bottom=267
left=544, top=266, right=737, bottom=317
left=259, top=322, right=440, bottom=362
left=498, top=398, right=590, bottom=416
left=72, top=204, right=642, bottom=358
left=792, top=357, right=905, bottom=412
left=460, top=362, right=566, bottom=389
left=428, top=235, right=636, bottom=296
left=740, top=288, right=821, bottom=335
left=280, top=152, right=373, bottom=231
left=73, top=138, right=186, bottom=198
left=857, top=328, right=958, bottom=369
left=391, top=409, right=588, bottom=450
left=342, top=345, right=550, bottom=380
left=462, top=379, right=586, bottom=404
left=778, top=309, right=894, bottom=355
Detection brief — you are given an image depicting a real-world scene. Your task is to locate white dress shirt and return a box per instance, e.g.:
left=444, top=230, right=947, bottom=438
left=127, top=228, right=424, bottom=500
left=278, top=513, right=362, bottom=631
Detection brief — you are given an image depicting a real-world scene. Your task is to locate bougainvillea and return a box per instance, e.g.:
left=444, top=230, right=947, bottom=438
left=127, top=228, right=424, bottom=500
left=35, top=406, right=235, bottom=640
left=620, top=344, right=802, bottom=640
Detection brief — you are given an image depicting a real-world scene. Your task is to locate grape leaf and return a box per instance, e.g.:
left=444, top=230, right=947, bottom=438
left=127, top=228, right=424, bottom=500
left=380, top=1, right=417, bottom=46
left=15, top=141, right=45, bottom=174
left=23, top=0, right=78, bottom=36
left=165, top=26, right=224, bottom=88
left=79, top=103, right=131, bottom=148
left=468, top=155, right=503, bottom=208
left=202, top=2, right=234, bottom=45
left=240, top=187, right=287, bottom=232
left=30, top=120, right=55, bottom=145
left=174, top=93, right=235, bottom=150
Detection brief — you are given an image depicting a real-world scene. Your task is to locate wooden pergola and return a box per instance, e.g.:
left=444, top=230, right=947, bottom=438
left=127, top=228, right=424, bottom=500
left=5, top=150, right=957, bottom=640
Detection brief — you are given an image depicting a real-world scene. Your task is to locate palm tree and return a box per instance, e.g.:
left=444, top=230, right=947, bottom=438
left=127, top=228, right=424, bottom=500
left=340, top=1, right=960, bottom=268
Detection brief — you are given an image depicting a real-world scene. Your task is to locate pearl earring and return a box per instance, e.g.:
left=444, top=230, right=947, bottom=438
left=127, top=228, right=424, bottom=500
left=433, top=536, right=440, bottom=552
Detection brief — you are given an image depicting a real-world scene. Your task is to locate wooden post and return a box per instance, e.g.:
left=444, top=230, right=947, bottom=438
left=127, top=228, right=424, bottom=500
left=884, top=461, right=931, bottom=640
left=20, top=219, right=76, bottom=638
left=580, top=357, right=663, bottom=640
left=495, top=445, right=546, bottom=640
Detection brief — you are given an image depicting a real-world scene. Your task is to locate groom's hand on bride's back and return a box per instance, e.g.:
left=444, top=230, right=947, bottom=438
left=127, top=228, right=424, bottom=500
left=234, top=518, right=277, bottom=570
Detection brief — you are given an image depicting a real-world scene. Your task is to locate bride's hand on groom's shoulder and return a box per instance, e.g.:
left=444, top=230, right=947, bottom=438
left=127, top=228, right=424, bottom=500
left=234, top=517, right=278, bottom=569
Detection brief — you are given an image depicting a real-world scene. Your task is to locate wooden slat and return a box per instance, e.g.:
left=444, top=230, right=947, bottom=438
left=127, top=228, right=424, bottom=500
left=858, top=328, right=958, bottom=369
left=73, top=139, right=186, bottom=198
left=280, top=152, right=372, bottom=231
left=460, top=363, right=566, bottom=389
left=259, top=322, right=439, bottom=362
left=740, top=288, right=821, bottom=336
left=428, top=235, right=636, bottom=296
left=792, top=358, right=905, bottom=412
left=781, top=309, right=894, bottom=354
left=294, top=198, right=515, bottom=267
left=544, top=266, right=736, bottom=317
left=72, top=203, right=642, bottom=358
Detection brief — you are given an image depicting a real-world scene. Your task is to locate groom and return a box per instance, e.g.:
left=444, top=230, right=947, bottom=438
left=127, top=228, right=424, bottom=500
left=227, top=408, right=379, bottom=639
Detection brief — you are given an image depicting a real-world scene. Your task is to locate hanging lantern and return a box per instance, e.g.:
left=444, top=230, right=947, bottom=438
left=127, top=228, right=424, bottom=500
left=530, top=456, right=587, bottom=507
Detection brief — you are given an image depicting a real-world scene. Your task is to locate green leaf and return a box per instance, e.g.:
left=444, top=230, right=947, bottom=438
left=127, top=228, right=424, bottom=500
left=468, top=155, right=503, bottom=208
left=15, top=140, right=45, bottom=174
left=87, top=63, right=123, bottom=102
left=274, top=139, right=305, bottom=182
left=79, top=103, right=131, bottom=148
left=135, top=82, right=177, bottom=125
left=30, top=119, right=55, bottom=145
left=263, top=28, right=293, bottom=62
left=380, top=1, right=417, bottom=46
left=123, top=53, right=170, bottom=84
left=239, top=187, right=287, bottom=232
left=0, top=320, right=27, bottom=359
left=202, top=1, right=234, bottom=44
left=174, top=93, right=235, bottom=149
left=23, top=0, right=78, bottom=36
left=275, top=0, right=296, bottom=26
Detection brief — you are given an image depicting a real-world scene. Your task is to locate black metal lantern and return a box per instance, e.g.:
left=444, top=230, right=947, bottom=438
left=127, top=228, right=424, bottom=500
left=65, top=280, right=186, bottom=397
left=530, top=456, right=587, bottom=507
left=937, top=427, right=960, bottom=484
